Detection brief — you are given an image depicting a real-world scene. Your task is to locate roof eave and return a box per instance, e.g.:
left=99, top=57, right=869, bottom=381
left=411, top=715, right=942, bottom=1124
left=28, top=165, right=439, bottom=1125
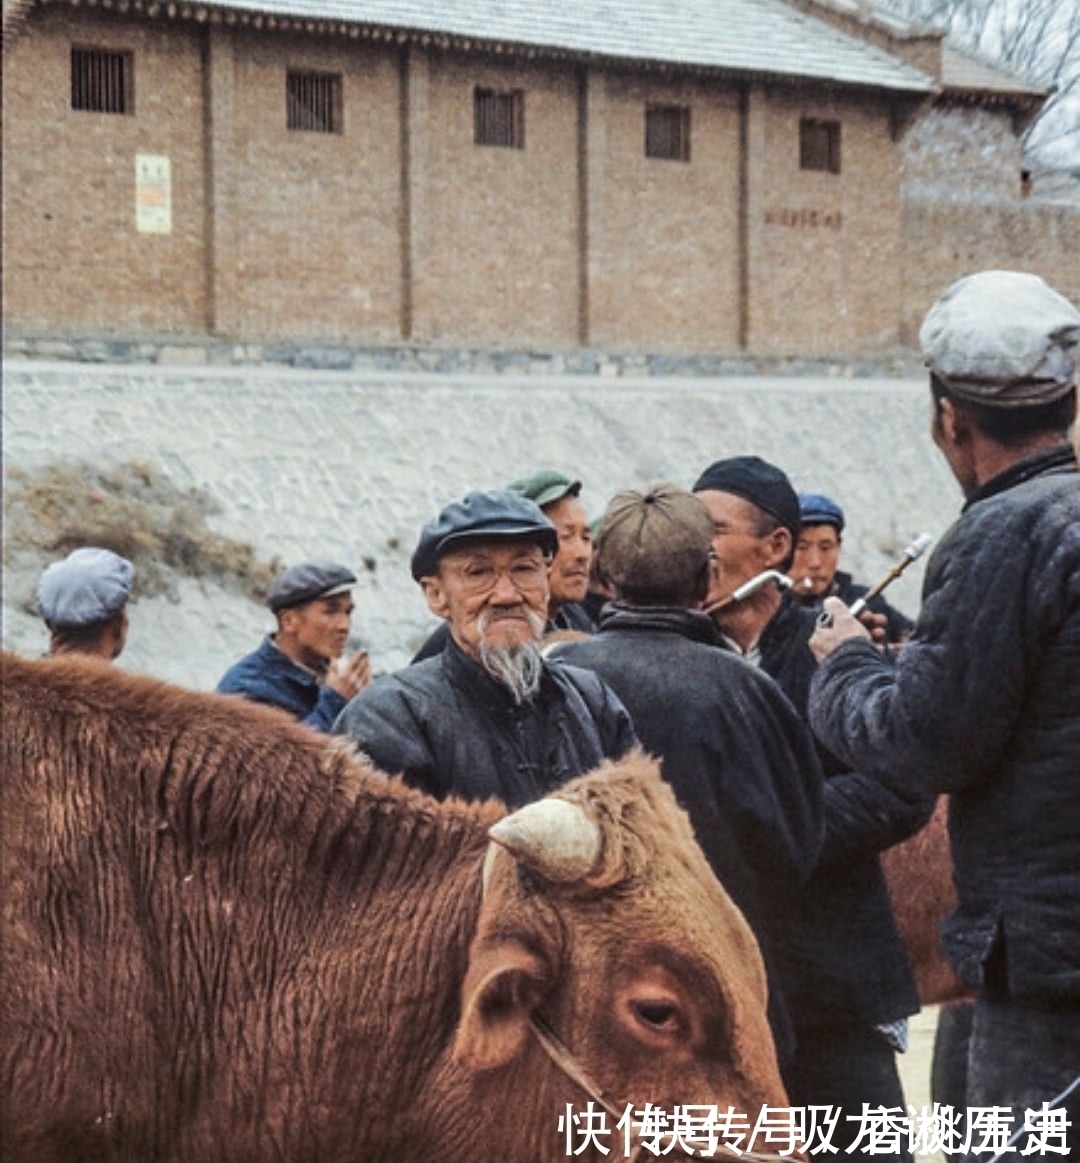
left=937, top=85, right=1048, bottom=135
left=24, top=0, right=935, bottom=96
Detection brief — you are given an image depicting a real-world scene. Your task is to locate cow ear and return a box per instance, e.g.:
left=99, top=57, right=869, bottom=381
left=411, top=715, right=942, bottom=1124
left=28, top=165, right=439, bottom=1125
left=454, top=939, right=552, bottom=1071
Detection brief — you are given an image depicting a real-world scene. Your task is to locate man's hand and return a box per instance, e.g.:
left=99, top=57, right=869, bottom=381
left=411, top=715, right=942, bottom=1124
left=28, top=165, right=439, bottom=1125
left=325, top=649, right=372, bottom=699
left=858, top=609, right=889, bottom=644
left=810, top=596, right=871, bottom=661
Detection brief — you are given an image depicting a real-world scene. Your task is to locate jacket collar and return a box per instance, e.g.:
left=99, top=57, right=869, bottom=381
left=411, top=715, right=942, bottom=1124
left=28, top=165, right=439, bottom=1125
left=758, top=590, right=815, bottom=656
left=597, top=602, right=720, bottom=646
left=964, top=443, right=1077, bottom=511
left=259, top=634, right=322, bottom=685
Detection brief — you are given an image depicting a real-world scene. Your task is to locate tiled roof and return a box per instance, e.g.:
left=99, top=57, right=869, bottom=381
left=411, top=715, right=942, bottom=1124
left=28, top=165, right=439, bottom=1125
left=797, top=0, right=938, bottom=41
left=941, top=45, right=1046, bottom=99
left=183, top=0, right=938, bottom=93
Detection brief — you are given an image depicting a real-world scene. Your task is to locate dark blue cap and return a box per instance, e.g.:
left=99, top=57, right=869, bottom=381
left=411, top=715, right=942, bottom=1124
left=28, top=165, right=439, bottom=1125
left=798, top=492, right=845, bottom=533
left=410, top=489, right=558, bottom=580
left=267, top=561, right=357, bottom=612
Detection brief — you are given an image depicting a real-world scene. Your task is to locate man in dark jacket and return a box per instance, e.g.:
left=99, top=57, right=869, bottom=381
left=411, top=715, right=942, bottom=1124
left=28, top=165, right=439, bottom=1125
left=790, top=491, right=914, bottom=645
left=550, top=483, right=824, bottom=1063
left=693, top=455, right=931, bottom=1160
left=810, top=270, right=1080, bottom=1147
left=334, top=490, right=635, bottom=807
left=217, top=560, right=371, bottom=732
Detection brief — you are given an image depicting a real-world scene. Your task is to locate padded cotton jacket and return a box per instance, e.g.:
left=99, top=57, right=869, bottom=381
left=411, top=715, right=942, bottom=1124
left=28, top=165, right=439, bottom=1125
left=217, top=635, right=348, bottom=732
left=333, top=635, right=636, bottom=808
left=810, top=444, right=1080, bottom=1001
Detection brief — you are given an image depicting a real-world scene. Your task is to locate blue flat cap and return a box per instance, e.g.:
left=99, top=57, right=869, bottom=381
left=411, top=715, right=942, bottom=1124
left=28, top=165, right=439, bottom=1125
left=266, top=561, right=357, bottom=612
left=411, top=489, right=558, bottom=580
left=37, top=547, right=134, bottom=627
left=798, top=492, right=845, bottom=532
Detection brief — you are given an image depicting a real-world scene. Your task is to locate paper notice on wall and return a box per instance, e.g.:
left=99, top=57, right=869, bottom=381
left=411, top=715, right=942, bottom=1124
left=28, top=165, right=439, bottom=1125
left=135, top=154, right=172, bottom=235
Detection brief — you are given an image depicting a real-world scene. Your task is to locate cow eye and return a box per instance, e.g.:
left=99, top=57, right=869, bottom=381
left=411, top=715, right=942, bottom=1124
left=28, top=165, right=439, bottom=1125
left=632, top=999, right=680, bottom=1032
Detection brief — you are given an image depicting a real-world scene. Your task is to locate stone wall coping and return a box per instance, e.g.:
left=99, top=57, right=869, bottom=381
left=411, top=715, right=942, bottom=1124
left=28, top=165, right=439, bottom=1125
left=2, top=334, right=927, bottom=381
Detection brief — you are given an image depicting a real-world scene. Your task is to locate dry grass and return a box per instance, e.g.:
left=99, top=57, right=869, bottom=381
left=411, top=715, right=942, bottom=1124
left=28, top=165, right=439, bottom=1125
left=4, top=461, right=281, bottom=607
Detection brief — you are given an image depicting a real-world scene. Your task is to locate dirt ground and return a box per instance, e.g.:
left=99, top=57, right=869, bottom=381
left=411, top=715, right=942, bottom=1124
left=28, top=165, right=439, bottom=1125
left=899, top=1005, right=937, bottom=1108
left=897, top=1005, right=945, bottom=1163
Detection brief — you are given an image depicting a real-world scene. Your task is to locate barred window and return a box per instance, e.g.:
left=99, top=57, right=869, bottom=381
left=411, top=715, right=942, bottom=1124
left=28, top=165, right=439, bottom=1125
left=474, top=87, right=525, bottom=149
left=287, top=70, right=343, bottom=133
left=800, top=118, right=841, bottom=174
left=71, top=47, right=133, bottom=115
left=645, top=105, right=690, bottom=162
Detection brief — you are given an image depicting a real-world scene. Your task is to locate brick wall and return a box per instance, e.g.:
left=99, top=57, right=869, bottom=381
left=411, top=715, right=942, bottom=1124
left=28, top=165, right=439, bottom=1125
left=903, top=104, right=1022, bottom=200
left=4, top=7, right=1076, bottom=358
left=214, top=29, right=404, bottom=343
left=747, top=85, right=904, bottom=356
left=587, top=71, right=742, bottom=352
left=2, top=7, right=206, bottom=334
left=901, top=195, right=1080, bottom=341
left=410, top=53, right=581, bottom=347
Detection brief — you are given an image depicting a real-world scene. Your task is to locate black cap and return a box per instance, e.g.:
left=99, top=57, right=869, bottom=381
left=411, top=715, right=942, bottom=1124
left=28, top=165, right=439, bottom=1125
left=266, top=561, right=357, bottom=612
left=693, top=455, right=801, bottom=544
left=410, top=489, right=558, bottom=580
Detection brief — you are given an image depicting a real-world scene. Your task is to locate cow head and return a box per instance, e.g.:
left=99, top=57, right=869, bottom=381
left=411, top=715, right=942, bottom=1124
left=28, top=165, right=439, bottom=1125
left=450, top=751, right=787, bottom=1159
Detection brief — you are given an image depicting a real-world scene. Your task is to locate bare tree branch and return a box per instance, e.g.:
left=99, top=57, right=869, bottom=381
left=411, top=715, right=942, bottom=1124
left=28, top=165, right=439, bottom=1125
left=880, top=0, right=1080, bottom=165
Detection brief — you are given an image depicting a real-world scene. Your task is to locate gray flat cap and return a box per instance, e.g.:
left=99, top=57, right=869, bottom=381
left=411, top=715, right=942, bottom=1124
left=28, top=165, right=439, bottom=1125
left=266, top=561, right=356, bottom=612
left=37, top=547, right=134, bottom=627
left=920, top=270, right=1080, bottom=407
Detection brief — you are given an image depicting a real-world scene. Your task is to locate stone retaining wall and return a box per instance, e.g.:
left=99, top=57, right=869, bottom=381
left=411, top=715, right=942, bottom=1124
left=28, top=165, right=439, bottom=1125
left=2, top=358, right=960, bottom=692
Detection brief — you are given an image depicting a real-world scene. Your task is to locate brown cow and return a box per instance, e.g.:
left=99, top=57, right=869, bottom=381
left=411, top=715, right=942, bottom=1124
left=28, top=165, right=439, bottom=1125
left=883, top=796, right=968, bottom=1005
left=1, top=652, right=787, bottom=1163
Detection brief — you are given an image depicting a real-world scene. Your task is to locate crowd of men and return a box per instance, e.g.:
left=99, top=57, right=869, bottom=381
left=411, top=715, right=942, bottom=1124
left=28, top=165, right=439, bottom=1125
left=32, top=269, right=1080, bottom=1152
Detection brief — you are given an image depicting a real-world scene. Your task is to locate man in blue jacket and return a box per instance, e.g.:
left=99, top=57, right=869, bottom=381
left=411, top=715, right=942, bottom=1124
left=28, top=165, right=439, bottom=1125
left=810, top=270, right=1080, bottom=1148
left=218, top=560, right=370, bottom=731
left=790, top=491, right=914, bottom=646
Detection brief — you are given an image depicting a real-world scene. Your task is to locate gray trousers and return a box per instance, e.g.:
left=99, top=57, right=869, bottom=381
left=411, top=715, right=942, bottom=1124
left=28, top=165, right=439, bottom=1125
left=936, top=996, right=1080, bottom=1162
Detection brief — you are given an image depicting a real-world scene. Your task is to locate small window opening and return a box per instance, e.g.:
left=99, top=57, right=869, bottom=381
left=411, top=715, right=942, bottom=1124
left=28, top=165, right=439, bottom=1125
left=645, top=105, right=690, bottom=162
left=800, top=118, right=841, bottom=173
left=474, top=87, right=525, bottom=149
left=71, top=47, right=133, bottom=114
left=287, top=70, right=343, bottom=133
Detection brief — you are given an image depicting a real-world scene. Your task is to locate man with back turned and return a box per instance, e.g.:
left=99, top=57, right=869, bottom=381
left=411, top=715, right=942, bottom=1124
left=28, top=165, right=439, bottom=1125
left=810, top=270, right=1080, bottom=1145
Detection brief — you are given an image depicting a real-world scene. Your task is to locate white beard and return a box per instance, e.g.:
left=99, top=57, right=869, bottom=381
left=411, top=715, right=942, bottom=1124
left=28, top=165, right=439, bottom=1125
left=477, top=609, right=545, bottom=704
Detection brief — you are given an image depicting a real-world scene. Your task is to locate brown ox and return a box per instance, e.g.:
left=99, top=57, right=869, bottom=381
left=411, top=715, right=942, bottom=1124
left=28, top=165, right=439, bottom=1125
left=1, top=653, right=787, bottom=1163
left=883, top=796, right=968, bottom=1005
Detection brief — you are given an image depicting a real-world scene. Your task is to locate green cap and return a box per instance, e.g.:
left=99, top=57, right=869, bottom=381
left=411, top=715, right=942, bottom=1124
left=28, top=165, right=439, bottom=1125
left=507, top=469, right=582, bottom=510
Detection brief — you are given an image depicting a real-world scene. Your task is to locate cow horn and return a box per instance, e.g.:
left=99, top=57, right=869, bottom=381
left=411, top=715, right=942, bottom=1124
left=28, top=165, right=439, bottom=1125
left=488, top=799, right=601, bottom=883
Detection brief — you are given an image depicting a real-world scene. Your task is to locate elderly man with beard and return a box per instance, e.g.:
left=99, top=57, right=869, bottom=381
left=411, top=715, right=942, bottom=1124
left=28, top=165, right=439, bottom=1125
left=409, top=469, right=595, bottom=662
left=333, top=490, right=636, bottom=807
